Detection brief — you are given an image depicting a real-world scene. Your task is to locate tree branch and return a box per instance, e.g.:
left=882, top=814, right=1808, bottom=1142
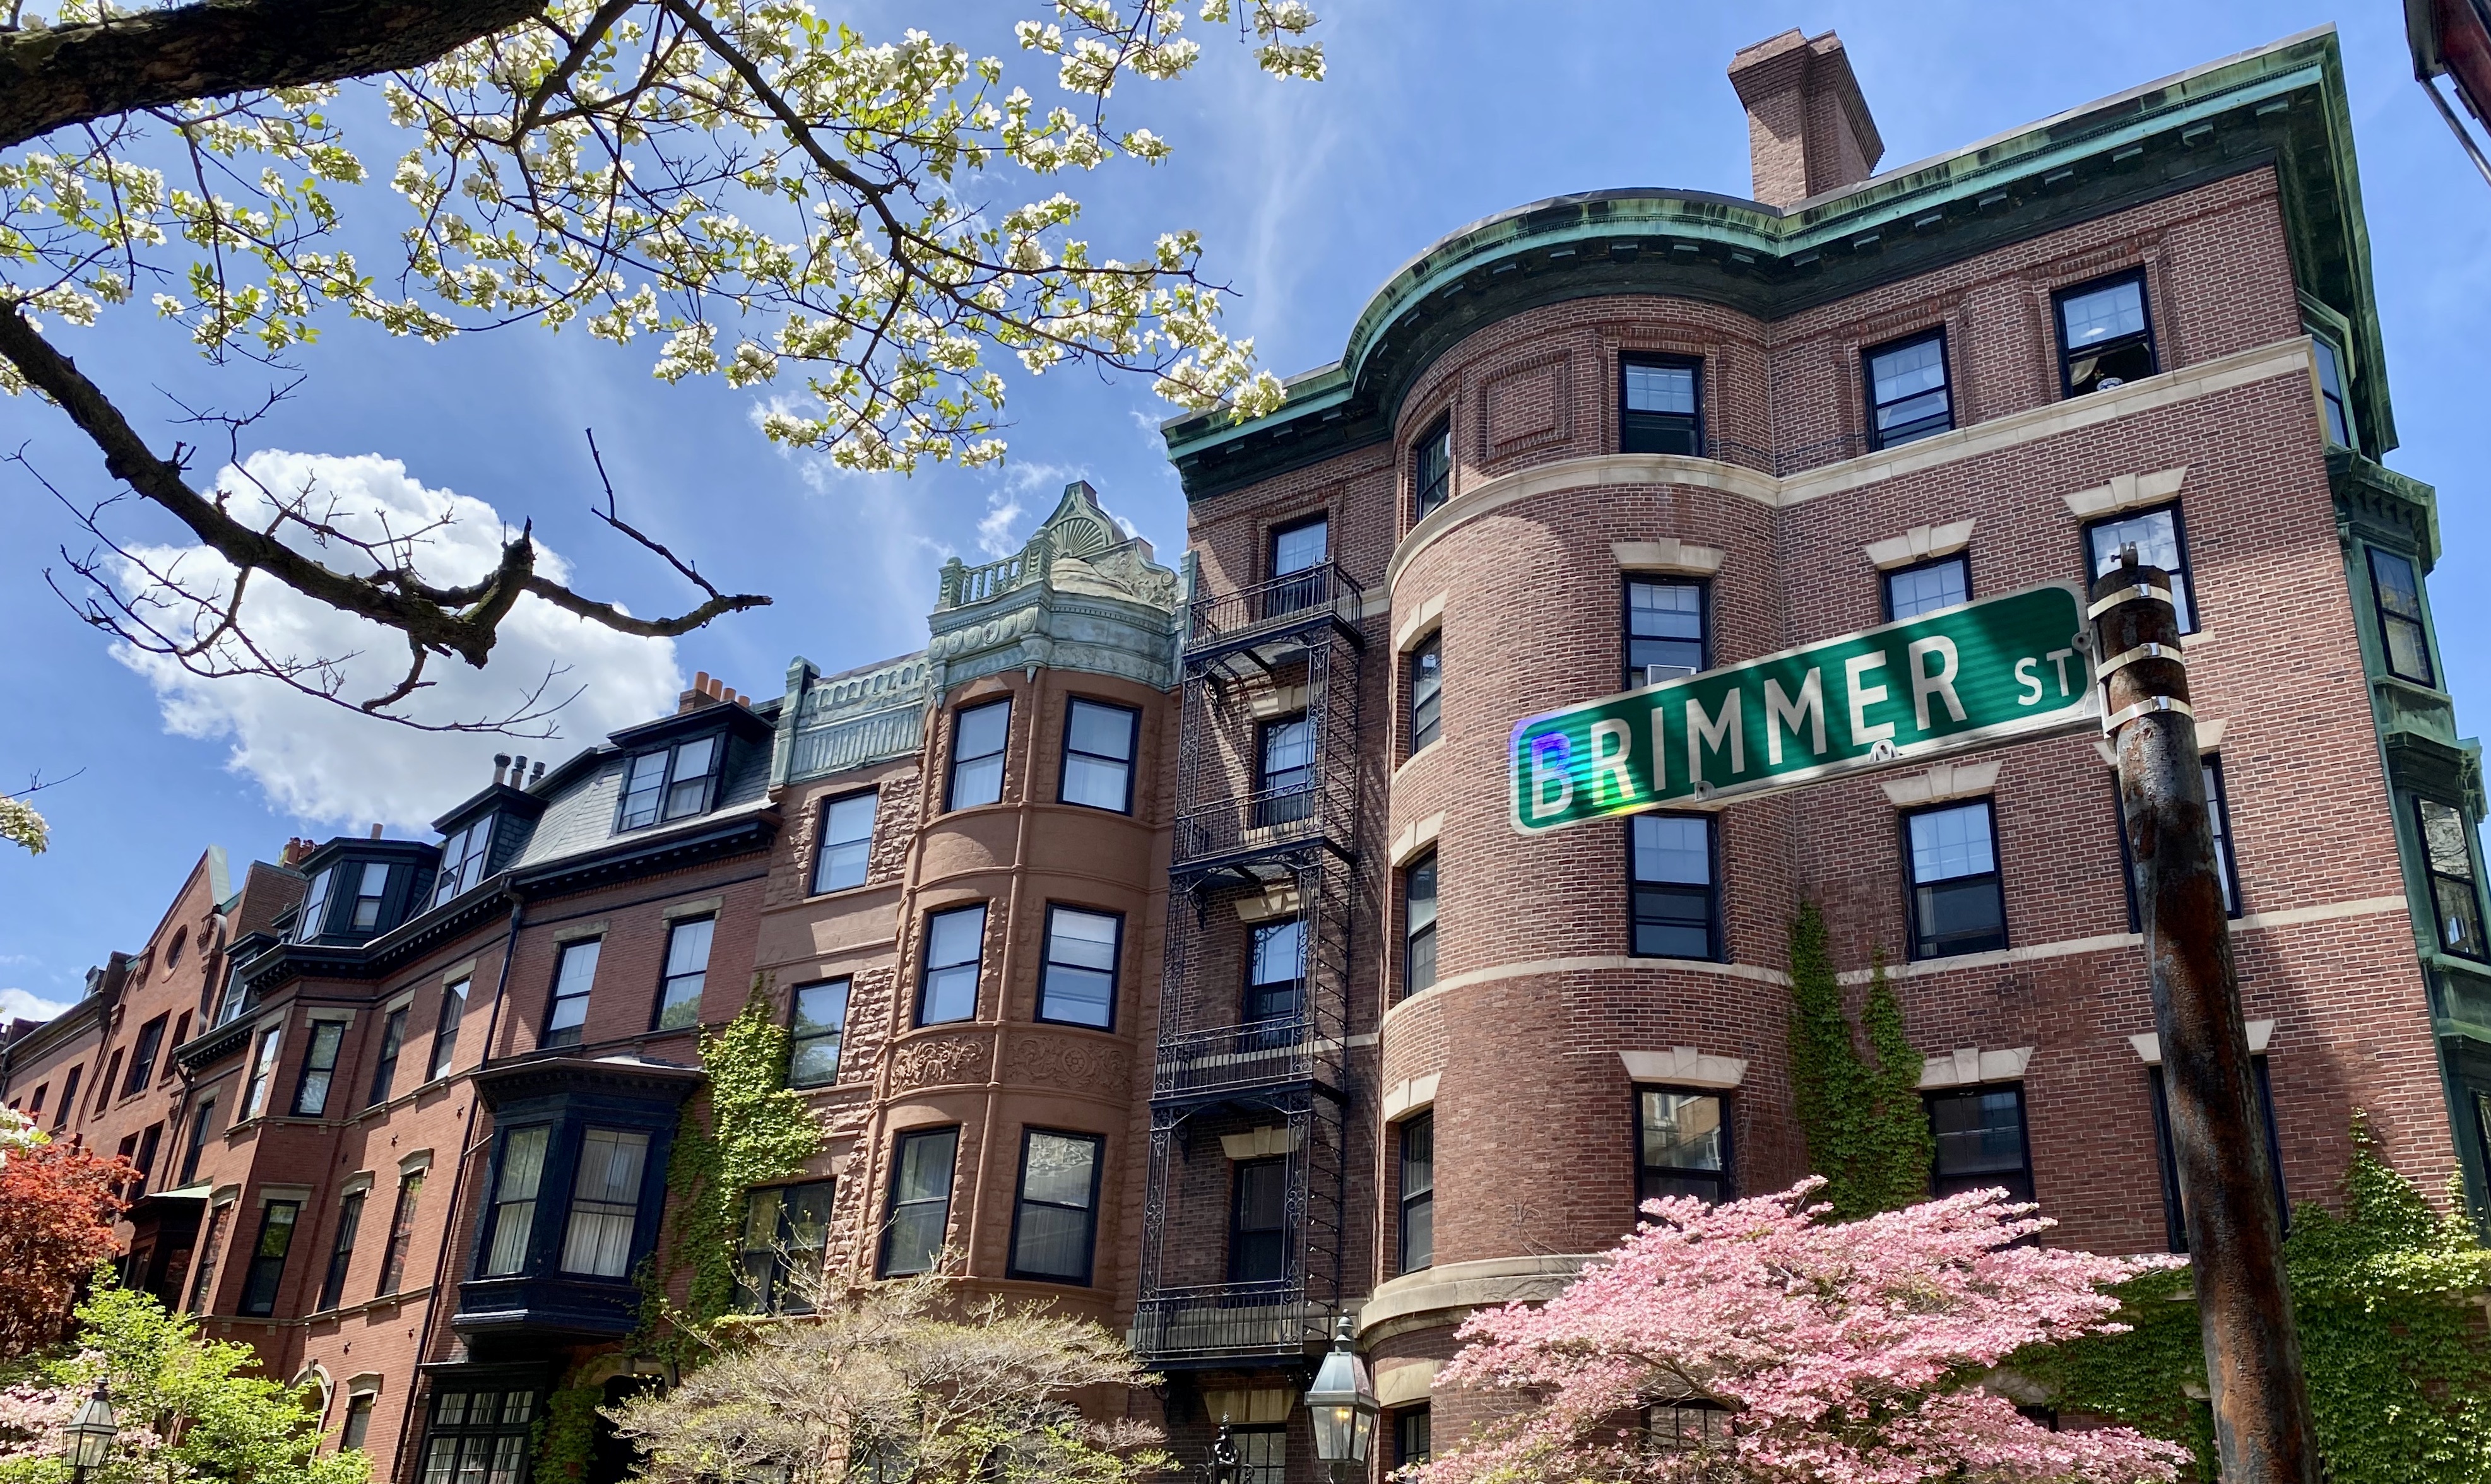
left=0, top=0, right=546, bottom=150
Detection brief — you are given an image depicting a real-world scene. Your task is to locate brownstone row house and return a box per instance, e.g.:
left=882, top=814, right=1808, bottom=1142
left=10, top=25, right=2490, bottom=1484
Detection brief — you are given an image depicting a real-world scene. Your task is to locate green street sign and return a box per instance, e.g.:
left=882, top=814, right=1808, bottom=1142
left=1509, top=581, right=2097, bottom=834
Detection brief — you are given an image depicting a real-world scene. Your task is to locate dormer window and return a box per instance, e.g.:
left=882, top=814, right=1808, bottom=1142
left=295, top=868, right=335, bottom=943
left=619, top=734, right=723, bottom=831
left=349, top=863, right=392, bottom=931
left=434, top=816, right=494, bottom=908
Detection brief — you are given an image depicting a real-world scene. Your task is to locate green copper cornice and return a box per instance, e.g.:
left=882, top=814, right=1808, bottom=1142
left=1167, top=26, right=2391, bottom=501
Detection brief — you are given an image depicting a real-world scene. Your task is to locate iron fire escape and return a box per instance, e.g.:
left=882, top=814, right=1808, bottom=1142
left=1132, top=562, right=1365, bottom=1367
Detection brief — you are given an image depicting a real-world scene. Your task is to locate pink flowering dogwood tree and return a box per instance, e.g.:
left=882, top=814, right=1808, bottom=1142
left=1413, top=1180, right=2194, bottom=1484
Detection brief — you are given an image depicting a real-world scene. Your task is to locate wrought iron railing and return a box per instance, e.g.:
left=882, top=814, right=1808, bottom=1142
left=1152, top=1018, right=1320, bottom=1100
left=1129, top=1283, right=1327, bottom=1363
left=1183, top=562, right=1365, bottom=657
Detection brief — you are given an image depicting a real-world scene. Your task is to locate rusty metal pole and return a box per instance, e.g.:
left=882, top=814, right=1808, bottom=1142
left=2090, top=552, right=2321, bottom=1484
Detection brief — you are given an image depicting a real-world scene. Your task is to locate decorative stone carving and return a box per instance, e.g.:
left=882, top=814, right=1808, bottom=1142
left=890, top=1034, right=991, bottom=1090
left=925, top=480, right=1183, bottom=691
left=1007, top=1035, right=1131, bottom=1092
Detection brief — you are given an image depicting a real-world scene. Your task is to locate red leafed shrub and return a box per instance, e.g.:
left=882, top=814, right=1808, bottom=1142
left=0, top=1131, right=133, bottom=1359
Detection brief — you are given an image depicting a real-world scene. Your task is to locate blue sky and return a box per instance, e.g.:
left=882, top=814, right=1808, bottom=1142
left=3, top=1, right=2487, bottom=1016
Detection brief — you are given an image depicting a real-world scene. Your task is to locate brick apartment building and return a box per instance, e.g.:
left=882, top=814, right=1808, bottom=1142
left=8, top=22, right=2488, bottom=1484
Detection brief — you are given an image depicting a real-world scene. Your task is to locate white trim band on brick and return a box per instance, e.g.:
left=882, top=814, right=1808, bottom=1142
left=1879, top=759, right=2001, bottom=808
left=1383, top=1073, right=1440, bottom=1122
left=1919, top=1045, right=2033, bottom=1088
left=1357, top=1254, right=1596, bottom=1341
left=2130, top=1019, right=2276, bottom=1063
left=1220, top=1126, right=1301, bottom=1160
left=2064, top=466, right=2189, bottom=521
left=1864, top=519, right=1977, bottom=570
left=1612, top=539, right=1726, bottom=575
left=1619, top=1047, right=1748, bottom=1088
left=1390, top=812, right=1445, bottom=867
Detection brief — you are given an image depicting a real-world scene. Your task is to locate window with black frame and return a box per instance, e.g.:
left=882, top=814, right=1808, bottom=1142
left=347, top=863, right=391, bottom=931
left=367, top=1006, right=406, bottom=1106
left=618, top=733, right=725, bottom=831
left=1228, top=1157, right=1288, bottom=1283
left=880, top=1126, right=960, bottom=1277
left=559, top=1127, right=650, bottom=1276
left=317, top=1190, right=364, bottom=1311
left=1395, top=1408, right=1432, bottom=1469
left=238, top=1199, right=299, bottom=1316
left=1905, top=801, right=2007, bottom=959
left=2367, top=547, right=2435, bottom=686
left=1626, top=580, right=1706, bottom=688
left=1412, top=415, right=1453, bottom=522
left=543, top=939, right=599, bottom=1049
left=1631, top=815, right=1717, bottom=960
left=2056, top=271, right=2156, bottom=396
left=1637, top=1088, right=1729, bottom=1208
left=1927, top=1086, right=2032, bottom=1202
left=1648, top=1403, right=1733, bottom=1452
left=434, top=816, right=493, bottom=907
left=418, top=1387, right=535, bottom=1484
left=653, top=916, right=715, bottom=1032
left=2418, top=799, right=2488, bottom=960
left=788, top=979, right=850, bottom=1088
left=480, top=1126, right=549, bottom=1276
left=1008, top=1129, right=1104, bottom=1285
left=1864, top=331, right=1952, bottom=448
left=1621, top=354, right=1701, bottom=454
left=1398, top=1113, right=1433, bottom=1273
left=1233, top=1427, right=1286, bottom=1484
left=1061, top=699, right=1140, bottom=813
left=2151, top=1059, right=2285, bottom=1252
left=292, top=1020, right=345, bottom=1116
left=946, top=699, right=1012, bottom=810
left=429, top=978, right=468, bottom=1081
left=1244, top=918, right=1305, bottom=1032
left=1269, top=515, right=1329, bottom=615
left=294, top=867, right=334, bottom=943
left=1884, top=555, right=1970, bottom=621
left=178, top=1096, right=216, bottom=1186
left=1038, top=907, right=1121, bottom=1030
left=917, top=905, right=986, bottom=1025
left=812, top=791, right=879, bottom=893
left=2085, top=504, right=2197, bottom=633
left=736, top=1179, right=833, bottom=1312
left=122, top=1015, right=167, bottom=1095
left=2311, top=334, right=2355, bottom=447
left=379, top=1174, right=422, bottom=1295
left=1403, top=853, right=1438, bottom=999
left=1256, top=714, right=1315, bottom=827
left=1408, top=632, right=1443, bottom=753
left=2204, top=760, right=2243, bottom=918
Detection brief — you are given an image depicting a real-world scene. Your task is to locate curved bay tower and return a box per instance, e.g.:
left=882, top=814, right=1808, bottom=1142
left=11, top=26, right=2491, bottom=1484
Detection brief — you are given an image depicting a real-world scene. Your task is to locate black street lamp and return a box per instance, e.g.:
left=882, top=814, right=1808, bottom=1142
left=1305, top=1316, right=1378, bottom=1483
left=64, top=1382, right=117, bottom=1484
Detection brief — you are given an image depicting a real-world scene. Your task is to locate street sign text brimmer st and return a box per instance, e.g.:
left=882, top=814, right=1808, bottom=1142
left=1508, top=582, right=2100, bottom=833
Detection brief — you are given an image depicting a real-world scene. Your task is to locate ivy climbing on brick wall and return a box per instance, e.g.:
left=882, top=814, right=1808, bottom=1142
left=2018, top=1117, right=2491, bottom=1483
left=1785, top=904, right=1933, bottom=1219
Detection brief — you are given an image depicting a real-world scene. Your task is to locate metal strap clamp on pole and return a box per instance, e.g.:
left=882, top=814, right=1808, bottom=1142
left=2093, top=640, right=2183, bottom=681
left=2102, top=694, right=2195, bottom=734
left=2086, top=582, right=2176, bottom=619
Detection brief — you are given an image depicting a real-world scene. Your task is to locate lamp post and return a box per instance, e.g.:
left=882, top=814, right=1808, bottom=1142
left=1200, top=1417, right=1240, bottom=1484
left=1305, top=1316, right=1378, bottom=1484
left=64, top=1382, right=117, bottom=1484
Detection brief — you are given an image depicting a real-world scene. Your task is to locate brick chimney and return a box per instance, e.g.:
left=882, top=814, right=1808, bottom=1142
left=1727, top=29, right=1884, bottom=209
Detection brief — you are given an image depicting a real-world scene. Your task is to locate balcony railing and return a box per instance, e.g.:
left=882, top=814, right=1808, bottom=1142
left=1152, top=1017, right=1337, bottom=1100
left=1185, top=562, right=1365, bottom=659
left=1129, top=1282, right=1327, bottom=1364
left=1172, top=780, right=1355, bottom=870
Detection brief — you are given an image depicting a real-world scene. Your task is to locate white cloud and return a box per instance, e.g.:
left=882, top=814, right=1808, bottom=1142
left=0, top=989, right=73, bottom=1023
left=111, top=450, right=683, bottom=830
left=975, top=491, right=1028, bottom=557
